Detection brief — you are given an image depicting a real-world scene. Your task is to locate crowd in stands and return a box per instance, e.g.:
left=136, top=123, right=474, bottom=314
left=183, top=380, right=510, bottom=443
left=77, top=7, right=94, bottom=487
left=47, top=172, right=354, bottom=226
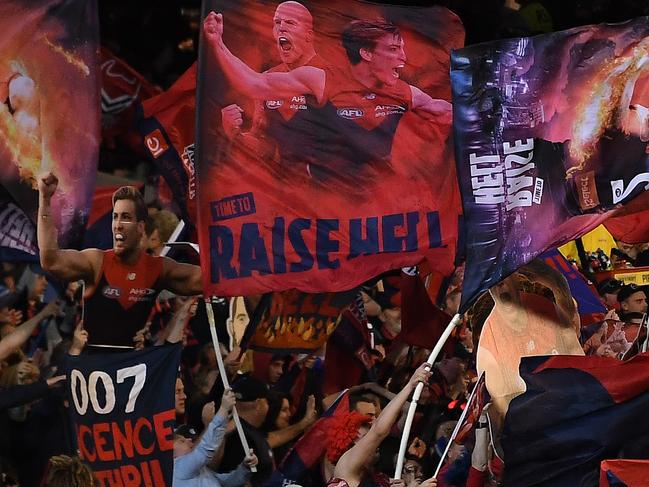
left=1, top=222, right=648, bottom=485
left=3, top=1, right=649, bottom=486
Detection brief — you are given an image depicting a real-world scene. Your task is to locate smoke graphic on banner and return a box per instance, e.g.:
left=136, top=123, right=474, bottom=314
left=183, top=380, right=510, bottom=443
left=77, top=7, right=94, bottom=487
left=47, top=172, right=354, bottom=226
left=196, top=0, right=464, bottom=296
left=452, top=17, right=649, bottom=311
left=65, top=345, right=181, bottom=487
left=0, top=0, right=99, bottom=255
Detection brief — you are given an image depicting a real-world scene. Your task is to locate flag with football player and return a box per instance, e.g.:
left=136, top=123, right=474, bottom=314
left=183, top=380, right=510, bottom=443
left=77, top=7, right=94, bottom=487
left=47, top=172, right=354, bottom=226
left=452, top=17, right=649, bottom=311
left=196, top=0, right=464, bottom=296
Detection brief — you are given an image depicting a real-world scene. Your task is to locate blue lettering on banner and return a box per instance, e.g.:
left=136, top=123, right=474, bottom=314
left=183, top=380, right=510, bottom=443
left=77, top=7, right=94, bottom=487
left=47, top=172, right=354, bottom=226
left=316, top=219, right=340, bottom=269
left=210, top=193, right=256, bottom=222
left=239, top=223, right=272, bottom=277
left=272, top=217, right=287, bottom=274
left=208, top=212, right=444, bottom=283
left=288, top=219, right=313, bottom=272
left=349, top=217, right=380, bottom=259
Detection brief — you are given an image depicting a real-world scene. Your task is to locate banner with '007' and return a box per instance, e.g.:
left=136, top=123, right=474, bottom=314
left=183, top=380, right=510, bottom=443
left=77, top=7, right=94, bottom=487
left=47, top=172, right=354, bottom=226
left=66, top=345, right=181, bottom=486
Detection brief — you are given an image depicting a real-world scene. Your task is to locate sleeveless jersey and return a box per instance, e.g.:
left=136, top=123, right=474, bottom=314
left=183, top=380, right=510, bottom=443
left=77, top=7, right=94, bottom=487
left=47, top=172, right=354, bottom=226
left=262, top=55, right=330, bottom=171
left=309, top=65, right=413, bottom=180
left=83, top=250, right=164, bottom=347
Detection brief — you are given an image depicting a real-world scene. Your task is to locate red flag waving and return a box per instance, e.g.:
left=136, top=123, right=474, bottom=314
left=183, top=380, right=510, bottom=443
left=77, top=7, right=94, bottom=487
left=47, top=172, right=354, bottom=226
left=100, top=47, right=161, bottom=149
left=398, top=267, right=454, bottom=351
left=139, top=64, right=197, bottom=225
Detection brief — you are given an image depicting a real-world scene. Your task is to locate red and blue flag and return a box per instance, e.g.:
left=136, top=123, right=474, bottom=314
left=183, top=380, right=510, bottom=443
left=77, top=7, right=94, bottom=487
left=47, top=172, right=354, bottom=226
left=503, top=354, right=649, bottom=486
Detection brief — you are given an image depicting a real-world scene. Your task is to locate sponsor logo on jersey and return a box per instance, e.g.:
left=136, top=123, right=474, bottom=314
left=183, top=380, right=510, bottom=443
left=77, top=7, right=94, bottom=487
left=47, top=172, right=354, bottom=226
left=102, top=286, right=122, bottom=299
left=374, top=104, right=406, bottom=117
left=289, top=95, right=307, bottom=110
left=265, top=100, right=284, bottom=109
left=128, top=287, right=157, bottom=302
left=337, top=108, right=364, bottom=119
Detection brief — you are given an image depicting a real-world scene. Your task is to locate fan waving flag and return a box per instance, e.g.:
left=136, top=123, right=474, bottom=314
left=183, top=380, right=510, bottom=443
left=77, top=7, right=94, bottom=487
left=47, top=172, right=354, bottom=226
left=267, top=390, right=350, bottom=487
left=0, top=0, right=100, bottom=256
left=196, top=0, right=464, bottom=296
left=503, top=353, right=649, bottom=487
left=452, top=17, right=649, bottom=311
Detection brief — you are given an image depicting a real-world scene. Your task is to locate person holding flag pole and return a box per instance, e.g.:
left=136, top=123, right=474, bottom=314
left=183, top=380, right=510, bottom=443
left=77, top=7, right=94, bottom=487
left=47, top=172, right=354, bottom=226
left=205, top=296, right=259, bottom=474
left=392, top=313, right=462, bottom=480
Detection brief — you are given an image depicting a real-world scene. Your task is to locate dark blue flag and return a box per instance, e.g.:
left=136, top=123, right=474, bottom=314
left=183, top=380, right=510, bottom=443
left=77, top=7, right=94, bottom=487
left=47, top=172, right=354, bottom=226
left=503, top=353, right=649, bottom=487
left=65, top=345, right=181, bottom=486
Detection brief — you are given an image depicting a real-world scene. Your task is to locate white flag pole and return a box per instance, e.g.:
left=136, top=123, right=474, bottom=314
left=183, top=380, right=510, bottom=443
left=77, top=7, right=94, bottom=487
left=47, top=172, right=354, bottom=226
left=393, top=313, right=462, bottom=479
left=205, top=297, right=257, bottom=472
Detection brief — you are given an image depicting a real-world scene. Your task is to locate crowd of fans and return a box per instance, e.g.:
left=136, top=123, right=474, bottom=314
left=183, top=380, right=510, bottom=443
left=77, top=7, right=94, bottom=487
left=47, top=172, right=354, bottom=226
left=1, top=222, right=648, bottom=486
left=3, top=1, right=649, bottom=486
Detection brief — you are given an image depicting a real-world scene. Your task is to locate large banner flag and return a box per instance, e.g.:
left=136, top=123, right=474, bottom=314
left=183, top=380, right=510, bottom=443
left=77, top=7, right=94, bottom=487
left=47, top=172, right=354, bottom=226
left=503, top=353, right=649, bottom=487
left=452, top=17, right=649, bottom=311
left=0, top=0, right=99, bottom=254
left=196, top=0, right=464, bottom=296
left=139, top=64, right=197, bottom=226
left=66, top=345, right=181, bottom=487
left=249, top=288, right=358, bottom=353
left=100, top=47, right=161, bottom=150
left=600, top=459, right=649, bottom=487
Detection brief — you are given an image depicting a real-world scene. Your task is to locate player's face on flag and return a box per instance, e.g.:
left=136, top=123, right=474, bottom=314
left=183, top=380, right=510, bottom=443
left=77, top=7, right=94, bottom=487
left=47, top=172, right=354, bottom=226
left=272, top=2, right=313, bottom=66
left=369, top=33, right=406, bottom=87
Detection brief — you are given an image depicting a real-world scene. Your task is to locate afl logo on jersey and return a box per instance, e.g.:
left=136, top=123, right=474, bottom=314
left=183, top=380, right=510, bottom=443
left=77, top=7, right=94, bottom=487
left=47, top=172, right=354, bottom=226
left=265, top=100, right=284, bottom=109
left=337, top=108, right=364, bottom=119
left=102, top=286, right=122, bottom=299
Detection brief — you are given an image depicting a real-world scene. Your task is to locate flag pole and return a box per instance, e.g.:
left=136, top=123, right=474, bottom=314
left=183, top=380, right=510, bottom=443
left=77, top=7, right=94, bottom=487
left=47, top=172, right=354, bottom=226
left=205, top=297, right=257, bottom=472
left=432, top=372, right=485, bottom=478
left=393, top=313, right=462, bottom=479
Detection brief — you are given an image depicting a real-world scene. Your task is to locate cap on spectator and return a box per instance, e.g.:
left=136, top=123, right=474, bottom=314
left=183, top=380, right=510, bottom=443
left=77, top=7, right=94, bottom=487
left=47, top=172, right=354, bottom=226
left=617, top=283, right=642, bottom=303
left=232, top=375, right=269, bottom=402
left=596, top=278, right=623, bottom=296
left=174, top=424, right=198, bottom=440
